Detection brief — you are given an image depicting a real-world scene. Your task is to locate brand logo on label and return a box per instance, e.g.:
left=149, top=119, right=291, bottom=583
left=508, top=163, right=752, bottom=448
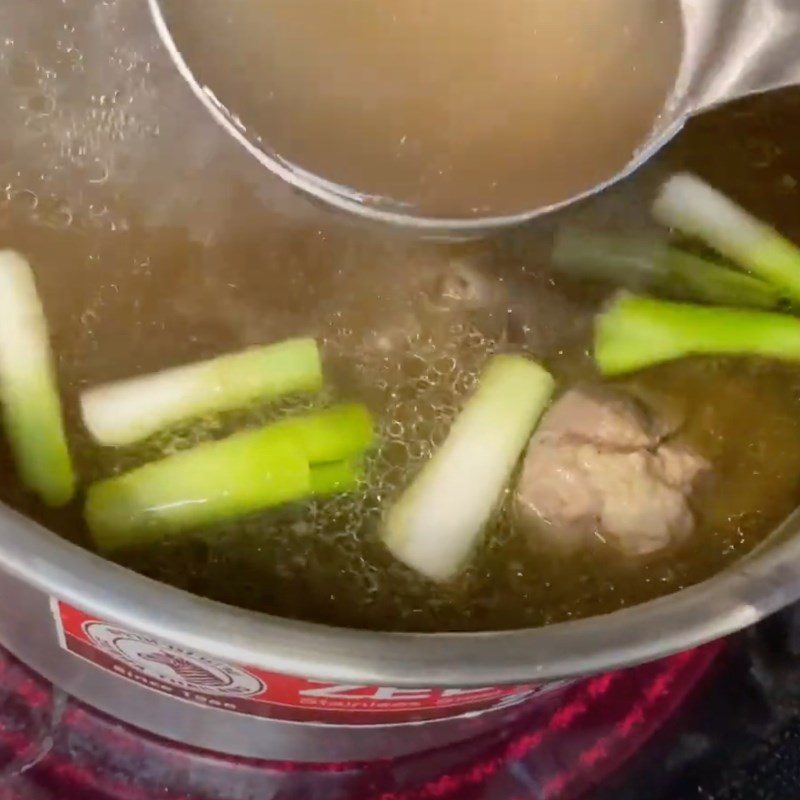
left=53, top=602, right=569, bottom=724
left=82, top=622, right=264, bottom=697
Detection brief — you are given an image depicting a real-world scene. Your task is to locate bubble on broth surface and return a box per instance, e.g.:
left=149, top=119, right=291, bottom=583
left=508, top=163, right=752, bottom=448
left=108, top=312, right=502, bottom=623
left=0, top=0, right=322, bottom=243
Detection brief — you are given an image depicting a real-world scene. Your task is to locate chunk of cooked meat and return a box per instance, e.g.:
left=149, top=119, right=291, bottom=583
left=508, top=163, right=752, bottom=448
left=515, top=386, right=709, bottom=556
left=425, top=258, right=505, bottom=313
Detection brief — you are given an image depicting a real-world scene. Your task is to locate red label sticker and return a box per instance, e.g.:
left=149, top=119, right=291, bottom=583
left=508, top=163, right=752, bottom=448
left=51, top=600, right=566, bottom=724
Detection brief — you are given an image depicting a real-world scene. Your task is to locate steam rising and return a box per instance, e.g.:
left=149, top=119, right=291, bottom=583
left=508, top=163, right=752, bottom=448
left=0, top=0, right=321, bottom=242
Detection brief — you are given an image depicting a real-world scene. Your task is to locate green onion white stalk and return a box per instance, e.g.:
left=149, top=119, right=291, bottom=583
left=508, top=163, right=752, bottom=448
left=653, top=173, right=800, bottom=301
left=0, top=251, right=75, bottom=506
left=595, top=294, right=800, bottom=376
left=382, top=354, right=555, bottom=582
left=81, top=337, right=323, bottom=447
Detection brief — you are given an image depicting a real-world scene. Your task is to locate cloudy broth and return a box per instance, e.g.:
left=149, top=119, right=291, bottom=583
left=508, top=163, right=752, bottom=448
left=161, top=0, right=683, bottom=217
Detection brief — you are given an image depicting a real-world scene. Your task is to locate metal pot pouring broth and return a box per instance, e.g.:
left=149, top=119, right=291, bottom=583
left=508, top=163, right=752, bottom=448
left=149, top=0, right=800, bottom=234
left=1, top=0, right=800, bottom=762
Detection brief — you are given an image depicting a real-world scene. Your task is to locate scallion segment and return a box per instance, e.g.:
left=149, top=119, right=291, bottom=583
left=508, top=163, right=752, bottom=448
left=81, top=337, right=323, bottom=447
left=269, top=403, right=374, bottom=464
left=85, top=403, right=374, bottom=550
left=595, top=294, right=800, bottom=376
left=665, top=248, right=782, bottom=309
left=653, top=173, right=800, bottom=301
left=553, top=228, right=665, bottom=290
left=382, top=354, right=555, bottom=582
left=310, top=459, right=363, bottom=496
left=0, top=251, right=75, bottom=506
left=553, top=227, right=782, bottom=309
left=86, top=428, right=310, bottom=551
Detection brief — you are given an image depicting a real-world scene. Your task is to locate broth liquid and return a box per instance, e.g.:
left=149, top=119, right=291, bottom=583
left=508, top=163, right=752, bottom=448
left=161, top=0, right=683, bottom=217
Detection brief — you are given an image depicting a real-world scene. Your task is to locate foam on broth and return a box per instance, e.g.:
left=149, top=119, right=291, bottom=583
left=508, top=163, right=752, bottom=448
left=160, top=0, right=683, bottom=217
left=2, top=0, right=800, bottom=633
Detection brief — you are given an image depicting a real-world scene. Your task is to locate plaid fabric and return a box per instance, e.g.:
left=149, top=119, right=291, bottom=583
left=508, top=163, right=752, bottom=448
left=0, top=643, right=721, bottom=800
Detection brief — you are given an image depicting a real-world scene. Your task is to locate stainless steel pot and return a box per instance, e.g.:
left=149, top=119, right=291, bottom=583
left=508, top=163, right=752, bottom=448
left=1, top=0, right=800, bottom=765
left=2, top=499, right=800, bottom=761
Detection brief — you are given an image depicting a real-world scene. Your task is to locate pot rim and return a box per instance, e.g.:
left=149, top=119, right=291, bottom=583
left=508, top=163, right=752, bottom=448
left=2, top=501, right=799, bottom=688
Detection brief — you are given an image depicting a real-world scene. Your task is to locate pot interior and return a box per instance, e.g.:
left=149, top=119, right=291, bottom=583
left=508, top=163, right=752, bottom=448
left=1, top=1, right=800, bottom=636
